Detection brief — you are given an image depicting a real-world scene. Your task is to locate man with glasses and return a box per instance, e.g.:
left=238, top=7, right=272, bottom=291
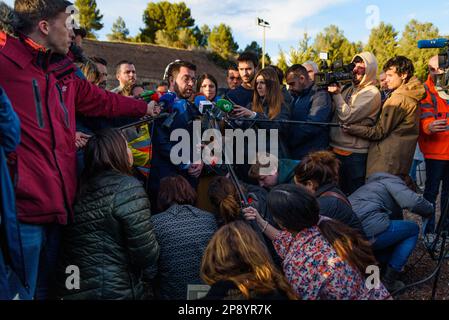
left=328, top=52, right=382, bottom=195
left=149, top=61, right=204, bottom=211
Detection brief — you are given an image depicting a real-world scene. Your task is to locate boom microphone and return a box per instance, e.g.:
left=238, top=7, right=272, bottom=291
left=418, top=39, right=449, bottom=49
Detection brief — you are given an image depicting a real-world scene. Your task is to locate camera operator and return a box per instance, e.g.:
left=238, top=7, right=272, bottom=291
left=343, top=56, right=426, bottom=180
left=419, top=55, right=449, bottom=236
left=328, top=53, right=381, bottom=195
left=286, top=64, right=333, bottom=160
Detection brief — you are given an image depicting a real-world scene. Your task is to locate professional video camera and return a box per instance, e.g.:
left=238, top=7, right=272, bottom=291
left=418, top=38, right=449, bottom=98
left=315, top=52, right=355, bottom=88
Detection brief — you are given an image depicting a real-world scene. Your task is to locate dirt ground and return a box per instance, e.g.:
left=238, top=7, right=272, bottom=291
left=396, top=203, right=449, bottom=300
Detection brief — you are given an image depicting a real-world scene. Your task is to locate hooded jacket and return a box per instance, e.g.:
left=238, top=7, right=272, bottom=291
left=349, top=172, right=433, bottom=238
left=330, top=52, right=382, bottom=153
left=347, top=77, right=426, bottom=177
left=0, top=3, right=148, bottom=224
left=278, top=159, right=300, bottom=184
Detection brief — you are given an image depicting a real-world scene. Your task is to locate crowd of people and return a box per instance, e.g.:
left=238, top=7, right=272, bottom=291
left=1, top=0, right=449, bottom=301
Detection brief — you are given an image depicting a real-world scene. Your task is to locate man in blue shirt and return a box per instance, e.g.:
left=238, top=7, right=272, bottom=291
left=226, top=51, right=259, bottom=109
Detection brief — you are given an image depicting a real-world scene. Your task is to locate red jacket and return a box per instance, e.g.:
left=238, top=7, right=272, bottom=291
left=419, top=76, right=449, bottom=161
left=0, top=33, right=148, bottom=225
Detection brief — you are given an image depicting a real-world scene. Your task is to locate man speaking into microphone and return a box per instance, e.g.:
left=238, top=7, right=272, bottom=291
left=149, top=61, right=204, bottom=211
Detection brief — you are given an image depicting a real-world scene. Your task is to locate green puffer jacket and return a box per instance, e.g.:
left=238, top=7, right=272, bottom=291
left=56, top=171, right=160, bottom=300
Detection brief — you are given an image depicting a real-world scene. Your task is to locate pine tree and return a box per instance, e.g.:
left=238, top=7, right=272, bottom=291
left=107, top=17, right=130, bottom=42
left=364, top=22, right=399, bottom=73
left=313, top=25, right=358, bottom=64
left=193, top=24, right=210, bottom=48
left=289, top=32, right=315, bottom=65
left=75, top=0, right=103, bottom=39
left=208, top=24, right=239, bottom=59
left=277, top=47, right=289, bottom=74
left=140, top=1, right=195, bottom=43
left=397, top=20, right=440, bottom=80
left=243, top=41, right=271, bottom=66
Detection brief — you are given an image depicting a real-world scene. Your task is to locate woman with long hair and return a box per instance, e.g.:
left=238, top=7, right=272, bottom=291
left=150, top=175, right=217, bottom=300
left=243, top=184, right=390, bottom=300
left=294, top=150, right=364, bottom=234
left=208, top=176, right=281, bottom=265
left=56, top=129, right=159, bottom=300
left=231, top=67, right=291, bottom=159
left=201, top=221, right=297, bottom=300
left=208, top=176, right=265, bottom=225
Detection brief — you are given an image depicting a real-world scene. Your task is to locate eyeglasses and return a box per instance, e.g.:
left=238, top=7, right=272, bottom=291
left=181, top=76, right=196, bottom=85
left=229, top=77, right=241, bottom=81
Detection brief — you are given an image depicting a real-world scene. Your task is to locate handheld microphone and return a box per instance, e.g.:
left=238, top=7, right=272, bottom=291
left=418, top=39, right=449, bottom=49
left=162, top=99, right=187, bottom=129
left=139, top=90, right=160, bottom=103
left=194, top=95, right=211, bottom=114
left=158, top=92, right=177, bottom=109
left=216, top=99, right=234, bottom=113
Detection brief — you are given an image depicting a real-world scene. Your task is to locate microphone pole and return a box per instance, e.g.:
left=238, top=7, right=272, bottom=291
left=118, top=113, right=170, bottom=131
left=235, top=118, right=342, bottom=127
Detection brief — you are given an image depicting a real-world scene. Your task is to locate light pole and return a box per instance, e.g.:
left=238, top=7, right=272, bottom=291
left=257, top=18, right=270, bottom=69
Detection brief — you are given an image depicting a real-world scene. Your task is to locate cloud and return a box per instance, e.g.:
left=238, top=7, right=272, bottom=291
left=178, top=0, right=353, bottom=41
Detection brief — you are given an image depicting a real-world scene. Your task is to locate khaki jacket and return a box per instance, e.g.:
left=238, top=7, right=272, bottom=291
left=348, top=77, right=426, bottom=177
left=330, top=52, right=382, bottom=153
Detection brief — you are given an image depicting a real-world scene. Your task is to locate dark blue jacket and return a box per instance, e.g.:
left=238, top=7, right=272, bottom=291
left=0, top=87, right=26, bottom=299
left=315, top=183, right=364, bottom=235
left=149, top=100, right=202, bottom=207
left=226, top=85, right=254, bottom=108
left=289, top=84, right=333, bottom=160
left=149, top=204, right=217, bottom=299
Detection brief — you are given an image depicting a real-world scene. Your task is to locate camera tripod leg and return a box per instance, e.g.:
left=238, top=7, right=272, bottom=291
left=431, top=233, right=447, bottom=300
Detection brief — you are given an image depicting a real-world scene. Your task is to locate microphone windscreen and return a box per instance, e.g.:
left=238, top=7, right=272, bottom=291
left=216, top=99, right=234, bottom=113
left=418, top=38, right=449, bottom=49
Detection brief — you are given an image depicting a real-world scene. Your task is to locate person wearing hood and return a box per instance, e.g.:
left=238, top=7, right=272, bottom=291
left=248, top=152, right=300, bottom=189
left=419, top=55, right=449, bottom=235
left=328, top=52, right=382, bottom=195
left=349, top=172, right=433, bottom=292
left=343, top=56, right=426, bottom=178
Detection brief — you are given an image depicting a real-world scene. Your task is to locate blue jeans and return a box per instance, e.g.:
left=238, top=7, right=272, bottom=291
left=335, top=152, right=367, bottom=196
left=8, top=223, right=60, bottom=300
left=409, top=160, right=423, bottom=183
left=423, top=159, right=449, bottom=234
left=0, top=251, right=12, bottom=300
left=372, top=220, right=419, bottom=272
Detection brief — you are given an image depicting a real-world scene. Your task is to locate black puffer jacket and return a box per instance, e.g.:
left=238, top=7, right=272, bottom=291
left=56, top=171, right=160, bottom=300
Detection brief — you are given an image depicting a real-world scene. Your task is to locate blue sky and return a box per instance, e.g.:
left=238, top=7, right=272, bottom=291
left=4, top=0, right=449, bottom=62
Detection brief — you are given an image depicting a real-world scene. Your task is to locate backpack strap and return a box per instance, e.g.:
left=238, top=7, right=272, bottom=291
left=320, top=191, right=352, bottom=208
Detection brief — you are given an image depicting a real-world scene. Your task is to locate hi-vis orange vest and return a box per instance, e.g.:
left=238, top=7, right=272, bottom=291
left=419, top=76, right=449, bottom=160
